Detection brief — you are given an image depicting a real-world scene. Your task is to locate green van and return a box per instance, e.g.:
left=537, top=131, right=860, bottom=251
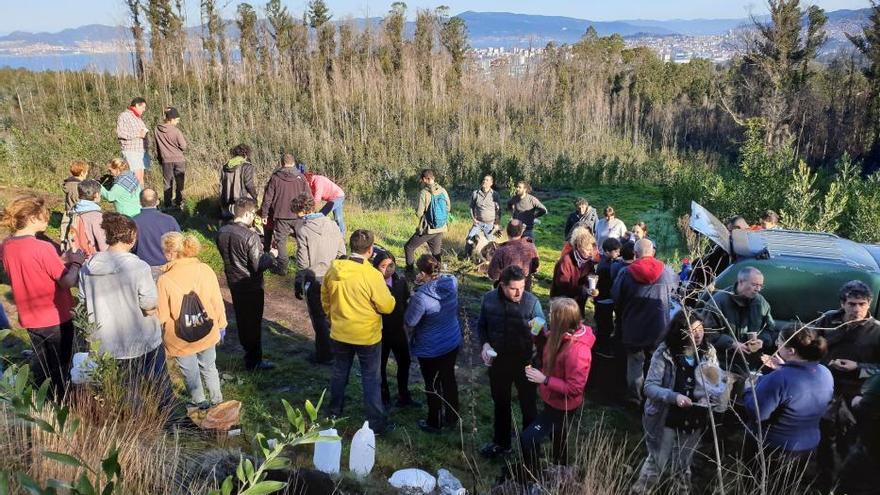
left=689, top=202, right=880, bottom=323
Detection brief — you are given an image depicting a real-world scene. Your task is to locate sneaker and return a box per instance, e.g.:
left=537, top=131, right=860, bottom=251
left=248, top=360, right=276, bottom=371
left=417, top=419, right=441, bottom=434
left=480, top=442, right=512, bottom=459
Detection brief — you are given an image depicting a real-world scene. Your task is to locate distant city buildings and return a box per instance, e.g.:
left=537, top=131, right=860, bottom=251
left=469, top=20, right=860, bottom=75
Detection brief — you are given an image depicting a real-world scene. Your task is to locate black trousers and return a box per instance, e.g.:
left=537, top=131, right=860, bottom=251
left=489, top=352, right=538, bottom=449
left=305, top=280, right=332, bottom=363
left=161, top=161, right=185, bottom=207
left=418, top=346, right=460, bottom=428
left=230, top=287, right=265, bottom=369
left=520, top=404, right=570, bottom=478
left=381, top=325, right=412, bottom=403
left=28, top=320, right=75, bottom=399
left=404, top=232, right=443, bottom=267
left=270, top=218, right=297, bottom=272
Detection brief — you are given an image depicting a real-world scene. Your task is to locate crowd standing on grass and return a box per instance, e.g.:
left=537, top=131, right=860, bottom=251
left=3, top=98, right=880, bottom=493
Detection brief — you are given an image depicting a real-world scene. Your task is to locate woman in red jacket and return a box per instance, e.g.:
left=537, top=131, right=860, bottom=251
left=550, top=227, right=599, bottom=315
left=520, top=297, right=596, bottom=477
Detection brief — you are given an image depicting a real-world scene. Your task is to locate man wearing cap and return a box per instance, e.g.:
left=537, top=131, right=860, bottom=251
left=154, top=106, right=188, bottom=210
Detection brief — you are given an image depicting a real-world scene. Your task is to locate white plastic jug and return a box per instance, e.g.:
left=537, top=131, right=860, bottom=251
left=313, top=428, right=342, bottom=475
left=348, top=421, right=375, bottom=477
left=70, top=352, right=98, bottom=385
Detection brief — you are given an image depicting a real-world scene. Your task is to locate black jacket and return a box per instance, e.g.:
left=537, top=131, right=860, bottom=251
left=262, top=167, right=312, bottom=220
left=477, top=287, right=542, bottom=358
left=217, top=222, right=274, bottom=291
left=815, top=310, right=880, bottom=399
left=382, top=273, right=410, bottom=337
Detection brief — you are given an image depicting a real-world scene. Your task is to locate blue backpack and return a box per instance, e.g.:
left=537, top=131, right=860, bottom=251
left=425, top=191, right=449, bottom=229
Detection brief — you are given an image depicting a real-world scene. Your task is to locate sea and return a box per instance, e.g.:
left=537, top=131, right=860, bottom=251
left=0, top=53, right=133, bottom=73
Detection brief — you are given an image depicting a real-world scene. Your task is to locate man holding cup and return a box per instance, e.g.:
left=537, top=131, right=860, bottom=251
left=703, top=266, right=777, bottom=377
left=477, top=266, right=545, bottom=459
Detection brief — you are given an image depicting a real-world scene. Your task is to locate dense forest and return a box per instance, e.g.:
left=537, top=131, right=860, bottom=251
left=1, top=0, right=879, bottom=240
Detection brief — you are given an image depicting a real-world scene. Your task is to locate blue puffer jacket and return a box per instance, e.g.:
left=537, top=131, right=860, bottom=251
left=404, top=274, right=463, bottom=358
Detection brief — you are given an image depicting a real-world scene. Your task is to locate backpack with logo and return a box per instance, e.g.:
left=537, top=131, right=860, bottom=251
left=425, top=190, right=449, bottom=229
left=176, top=291, right=214, bottom=343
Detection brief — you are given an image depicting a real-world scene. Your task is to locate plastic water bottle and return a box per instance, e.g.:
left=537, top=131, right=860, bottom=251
left=313, top=428, right=342, bottom=475
left=349, top=421, right=375, bottom=478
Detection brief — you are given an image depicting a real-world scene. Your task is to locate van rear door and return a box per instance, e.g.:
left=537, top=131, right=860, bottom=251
left=689, top=201, right=730, bottom=254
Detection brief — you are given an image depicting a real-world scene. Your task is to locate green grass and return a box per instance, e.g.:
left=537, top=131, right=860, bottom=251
left=0, top=181, right=683, bottom=493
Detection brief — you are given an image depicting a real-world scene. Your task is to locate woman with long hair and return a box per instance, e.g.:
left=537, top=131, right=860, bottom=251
left=520, top=297, right=595, bottom=476
left=632, top=310, right=723, bottom=494
left=404, top=254, right=462, bottom=433
left=373, top=250, right=416, bottom=408
left=156, top=232, right=227, bottom=408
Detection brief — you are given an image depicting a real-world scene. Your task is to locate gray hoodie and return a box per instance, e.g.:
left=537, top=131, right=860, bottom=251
left=294, top=213, right=346, bottom=283
left=79, top=251, right=162, bottom=359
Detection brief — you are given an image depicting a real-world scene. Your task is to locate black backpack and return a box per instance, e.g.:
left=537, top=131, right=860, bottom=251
left=175, top=291, right=214, bottom=343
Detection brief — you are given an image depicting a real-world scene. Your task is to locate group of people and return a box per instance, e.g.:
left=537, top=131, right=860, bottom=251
left=1, top=96, right=878, bottom=493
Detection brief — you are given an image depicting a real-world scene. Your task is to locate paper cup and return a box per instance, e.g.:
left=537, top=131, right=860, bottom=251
left=587, top=275, right=598, bottom=291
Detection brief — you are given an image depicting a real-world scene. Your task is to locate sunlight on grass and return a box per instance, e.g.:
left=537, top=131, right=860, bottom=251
left=0, top=183, right=682, bottom=493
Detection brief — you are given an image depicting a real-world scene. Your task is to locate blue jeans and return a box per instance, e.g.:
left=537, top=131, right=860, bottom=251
left=319, top=196, right=345, bottom=235
left=176, top=346, right=223, bottom=406
left=328, top=339, right=386, bottom=431
left=466, top=221, right=495, bottom=240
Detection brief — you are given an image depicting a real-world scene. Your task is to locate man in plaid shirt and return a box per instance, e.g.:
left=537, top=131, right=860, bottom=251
left=116, top=97, right=150, bottom=185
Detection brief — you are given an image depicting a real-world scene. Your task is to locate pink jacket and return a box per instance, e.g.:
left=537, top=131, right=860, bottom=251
left=539, top=323, right=595, bottom=411
left=310, top=175, right=344, bottom=204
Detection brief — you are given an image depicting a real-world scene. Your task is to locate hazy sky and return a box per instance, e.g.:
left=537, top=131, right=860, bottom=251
left=1, top=0, right=872, bottom=34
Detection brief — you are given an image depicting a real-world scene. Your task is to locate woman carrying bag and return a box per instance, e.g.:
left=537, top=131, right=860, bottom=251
left=156, top=232, right=227, bottom=408
left=632, top=311, right=724, bottom=494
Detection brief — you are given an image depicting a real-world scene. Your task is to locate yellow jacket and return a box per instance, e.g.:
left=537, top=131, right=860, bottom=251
left=321, top=256, right=395, bottom=345
left=156, top=257, right=228, bottom=357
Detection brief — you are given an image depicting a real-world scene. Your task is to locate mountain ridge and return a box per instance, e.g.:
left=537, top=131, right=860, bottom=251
left=0, top=8, right=871, bottom=53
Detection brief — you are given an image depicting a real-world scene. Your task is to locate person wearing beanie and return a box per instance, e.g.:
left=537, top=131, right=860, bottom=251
left=154, top=106, right=188, bottom=210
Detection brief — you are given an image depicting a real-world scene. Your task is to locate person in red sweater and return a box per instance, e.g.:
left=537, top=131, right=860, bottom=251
left=1, top=195, right=85, bottom=398
left=550, top=226, right=599, bottom=315
left=519, top=297, right=595, bottom=479
left=487, top=219, right=539, bottom=291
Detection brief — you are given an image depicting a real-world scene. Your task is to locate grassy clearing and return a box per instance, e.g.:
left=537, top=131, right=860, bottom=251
left=0, top=180, right=682, bottom=493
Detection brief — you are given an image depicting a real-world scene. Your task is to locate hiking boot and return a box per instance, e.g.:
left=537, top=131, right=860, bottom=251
left=480, top=442, right=512, bottom=459
left=417, top=420, right=441, bottom=435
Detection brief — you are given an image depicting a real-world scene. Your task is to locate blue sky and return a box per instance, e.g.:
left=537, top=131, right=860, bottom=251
left=1, top=0, right=871, bottom=34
